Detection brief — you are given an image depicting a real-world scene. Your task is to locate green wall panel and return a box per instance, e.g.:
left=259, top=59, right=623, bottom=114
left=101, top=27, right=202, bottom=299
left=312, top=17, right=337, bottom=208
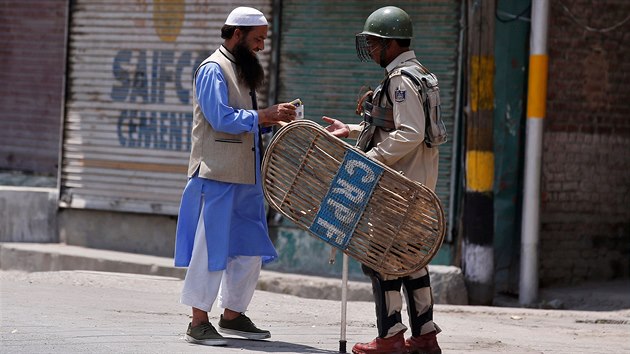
left=272, top=0, right=460, bottom=275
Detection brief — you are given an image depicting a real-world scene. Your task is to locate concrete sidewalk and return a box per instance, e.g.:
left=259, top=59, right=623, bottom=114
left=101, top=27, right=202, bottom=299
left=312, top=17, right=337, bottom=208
left=0, top=242, right=467, bottom=304
left=2, top=242, right=629, bottom=311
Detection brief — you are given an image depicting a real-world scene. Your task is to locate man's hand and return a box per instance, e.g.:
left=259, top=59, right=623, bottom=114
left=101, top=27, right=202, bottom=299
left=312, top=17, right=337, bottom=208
left=322, top=116, right=349, bottom=138
left=258, top=103, right=297, bottom=126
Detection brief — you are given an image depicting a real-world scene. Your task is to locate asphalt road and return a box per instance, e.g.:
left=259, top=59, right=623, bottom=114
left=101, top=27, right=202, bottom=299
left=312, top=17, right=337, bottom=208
left=1, top=270, right=629, bottom=354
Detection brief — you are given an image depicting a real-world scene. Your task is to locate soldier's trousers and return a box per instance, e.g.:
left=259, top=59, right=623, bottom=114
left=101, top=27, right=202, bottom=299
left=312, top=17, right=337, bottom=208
left=362, top=264, right=441, bottom=338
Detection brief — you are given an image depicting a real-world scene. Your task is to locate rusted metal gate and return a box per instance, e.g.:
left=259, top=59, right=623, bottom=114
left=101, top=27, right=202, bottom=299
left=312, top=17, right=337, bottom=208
left=60, top=0, right=272, bottom=215
left=0, top=0, right=68, bottom=174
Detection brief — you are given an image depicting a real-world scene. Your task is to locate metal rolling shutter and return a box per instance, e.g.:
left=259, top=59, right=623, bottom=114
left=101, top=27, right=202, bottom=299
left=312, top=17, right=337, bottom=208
left=278, top=1, right=460, bottom=227
left=61, top=0, right=272, bottom=215
left=0, top=0, right=68, bottom=174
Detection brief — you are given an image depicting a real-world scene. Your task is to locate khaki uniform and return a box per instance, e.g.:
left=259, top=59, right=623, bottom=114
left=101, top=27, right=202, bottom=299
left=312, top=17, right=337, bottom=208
left=350, top=50, right=441, bottom=338
left=349, top=50, right=439, bottom=190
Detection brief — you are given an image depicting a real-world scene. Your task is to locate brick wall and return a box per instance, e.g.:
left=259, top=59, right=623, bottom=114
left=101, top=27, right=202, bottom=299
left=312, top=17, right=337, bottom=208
left=541, top=0, right=630, bottom=286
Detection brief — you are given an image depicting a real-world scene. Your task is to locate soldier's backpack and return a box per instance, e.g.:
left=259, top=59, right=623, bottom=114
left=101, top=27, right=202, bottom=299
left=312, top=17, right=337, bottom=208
left=385, top=62, right=448, bottom=148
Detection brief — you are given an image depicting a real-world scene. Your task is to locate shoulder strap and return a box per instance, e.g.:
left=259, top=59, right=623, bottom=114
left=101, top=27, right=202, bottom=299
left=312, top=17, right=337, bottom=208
left=382, top=77, right=393, bottom=106
left=383, top=67, right=425, bottom=106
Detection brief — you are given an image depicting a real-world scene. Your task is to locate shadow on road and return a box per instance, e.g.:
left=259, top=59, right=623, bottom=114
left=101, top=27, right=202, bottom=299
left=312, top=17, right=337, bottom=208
left=226, top=338, right=341, bottom=353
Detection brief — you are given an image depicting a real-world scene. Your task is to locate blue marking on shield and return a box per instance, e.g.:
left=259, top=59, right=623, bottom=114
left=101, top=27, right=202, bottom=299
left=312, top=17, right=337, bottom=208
left=309, top=149, right=384, bottom=249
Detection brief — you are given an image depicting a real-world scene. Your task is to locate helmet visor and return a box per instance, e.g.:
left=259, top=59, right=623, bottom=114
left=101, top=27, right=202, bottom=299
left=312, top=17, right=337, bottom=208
left=355, top=34, right=372, bottom=62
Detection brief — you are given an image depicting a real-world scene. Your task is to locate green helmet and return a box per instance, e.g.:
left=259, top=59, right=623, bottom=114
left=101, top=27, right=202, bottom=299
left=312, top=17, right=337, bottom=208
left=360, top=6, right=413, bottom=39
left=356, top=6, right=413, bottom=62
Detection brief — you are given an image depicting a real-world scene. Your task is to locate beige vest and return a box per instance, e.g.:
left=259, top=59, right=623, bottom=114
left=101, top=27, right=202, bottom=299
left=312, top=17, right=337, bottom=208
left=187, top=46, right=256, bottom=184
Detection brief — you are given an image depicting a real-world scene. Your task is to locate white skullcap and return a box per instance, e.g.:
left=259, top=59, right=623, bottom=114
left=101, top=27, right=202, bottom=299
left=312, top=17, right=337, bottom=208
left=225, top=7, right=268, bottom=26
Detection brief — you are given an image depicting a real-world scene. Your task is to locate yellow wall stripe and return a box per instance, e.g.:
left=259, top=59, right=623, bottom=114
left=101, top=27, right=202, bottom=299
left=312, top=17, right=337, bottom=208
left=466, top=150, right=494, bottom=192
left=470, top=55, right=495, bottom=112
left=526, top=54, right=548, bottom=118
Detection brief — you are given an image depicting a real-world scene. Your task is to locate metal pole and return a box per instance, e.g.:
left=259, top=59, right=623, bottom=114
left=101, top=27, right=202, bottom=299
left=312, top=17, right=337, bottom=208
left=520, top=0, right=549, bottom=306
left=339, top=254, right=348, bottom=353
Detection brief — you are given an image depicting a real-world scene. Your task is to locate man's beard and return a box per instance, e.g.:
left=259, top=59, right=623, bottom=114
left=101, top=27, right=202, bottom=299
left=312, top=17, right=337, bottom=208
left=233, top=40, right=265, bottom=90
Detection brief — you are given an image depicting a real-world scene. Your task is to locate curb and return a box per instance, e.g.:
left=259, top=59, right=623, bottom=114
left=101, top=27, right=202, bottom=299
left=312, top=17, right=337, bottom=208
left=0, top=242, right=373, bottom=301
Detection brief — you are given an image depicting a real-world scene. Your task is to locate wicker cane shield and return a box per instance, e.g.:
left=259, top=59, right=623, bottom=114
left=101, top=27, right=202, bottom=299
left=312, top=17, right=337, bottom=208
left=261, top=120, right=445, bottom=276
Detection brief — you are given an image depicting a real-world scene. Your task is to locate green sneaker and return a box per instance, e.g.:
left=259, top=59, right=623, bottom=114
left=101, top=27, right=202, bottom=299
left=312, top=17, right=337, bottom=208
left=218, top=314, right=271, bottom=340
left=185, top=322, right=227, bottom=346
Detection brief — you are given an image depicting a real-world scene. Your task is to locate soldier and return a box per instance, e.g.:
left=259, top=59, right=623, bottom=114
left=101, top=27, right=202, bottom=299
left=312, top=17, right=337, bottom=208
left=324, top=6, right=444, bottom=354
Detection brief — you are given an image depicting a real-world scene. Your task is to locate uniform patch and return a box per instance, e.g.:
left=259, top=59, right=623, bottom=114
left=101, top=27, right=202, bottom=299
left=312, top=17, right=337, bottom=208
left=394, top=89, right=406, bottom=102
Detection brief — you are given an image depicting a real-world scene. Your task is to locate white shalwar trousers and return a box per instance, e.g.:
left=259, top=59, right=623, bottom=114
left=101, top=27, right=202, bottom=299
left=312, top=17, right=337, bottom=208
left=180, top=206, right=262, bottom=313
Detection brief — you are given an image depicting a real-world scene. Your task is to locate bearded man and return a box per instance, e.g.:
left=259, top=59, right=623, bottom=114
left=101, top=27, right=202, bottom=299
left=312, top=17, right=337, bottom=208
left=173, top=6, right=296, bottom=347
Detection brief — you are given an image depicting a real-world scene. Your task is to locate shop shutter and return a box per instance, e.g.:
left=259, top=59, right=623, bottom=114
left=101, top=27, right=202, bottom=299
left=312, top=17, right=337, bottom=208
left=61, top=0, right=272, bottom=215
left=278, top=0, right=460, bottom=228
left=0, top=0, right=68, bottom=174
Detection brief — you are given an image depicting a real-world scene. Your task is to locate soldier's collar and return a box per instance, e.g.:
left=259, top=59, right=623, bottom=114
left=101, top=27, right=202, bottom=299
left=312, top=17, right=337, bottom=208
left=386, top=50, right=416, bottom=74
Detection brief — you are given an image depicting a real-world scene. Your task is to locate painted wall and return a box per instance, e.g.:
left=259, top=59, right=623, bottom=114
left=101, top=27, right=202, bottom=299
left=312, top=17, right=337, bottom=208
left=492, top=0, right=529, bottom=294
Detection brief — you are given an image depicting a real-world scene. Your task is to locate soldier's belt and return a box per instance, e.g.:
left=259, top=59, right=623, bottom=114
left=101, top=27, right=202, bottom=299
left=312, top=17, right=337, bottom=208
left=262, top=120, right=445, bottom=276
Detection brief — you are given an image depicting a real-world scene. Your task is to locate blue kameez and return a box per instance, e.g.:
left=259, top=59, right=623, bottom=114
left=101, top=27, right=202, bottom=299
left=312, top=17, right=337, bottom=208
left=174, top=63, right=277, bottom=271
